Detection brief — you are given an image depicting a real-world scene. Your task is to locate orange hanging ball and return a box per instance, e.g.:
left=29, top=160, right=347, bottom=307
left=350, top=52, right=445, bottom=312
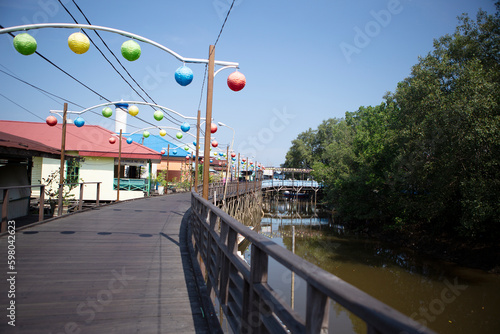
left=227, top=71, right=246, bottom=91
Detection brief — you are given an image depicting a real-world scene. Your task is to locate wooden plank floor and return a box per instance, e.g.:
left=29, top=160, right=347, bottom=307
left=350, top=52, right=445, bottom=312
left=0, top=193, right=217, bottom=334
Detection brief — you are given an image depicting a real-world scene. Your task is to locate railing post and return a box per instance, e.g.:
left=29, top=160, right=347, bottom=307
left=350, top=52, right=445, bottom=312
left=1, top=189, right=9, bottom=233
left=57, top=183, right=64, bottom=216
left=78, top=183, right=84, bottom=211
left=242, top=244, right=269, bottom=333
left=96, top=182, right=100, bottom=206
left=39, top=185, right=45, bottom=222
left=306, top=284, right=330, bottom=334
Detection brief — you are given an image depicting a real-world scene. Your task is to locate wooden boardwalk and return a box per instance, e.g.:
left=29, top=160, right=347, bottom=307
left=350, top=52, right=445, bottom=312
left=0, top=193, right=219, bottom=334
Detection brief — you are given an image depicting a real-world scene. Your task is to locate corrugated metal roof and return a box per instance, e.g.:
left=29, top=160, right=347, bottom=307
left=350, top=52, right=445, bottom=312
left=126, top=134, right=191, bottom=157
left=0, top=121, right=162, bottom=161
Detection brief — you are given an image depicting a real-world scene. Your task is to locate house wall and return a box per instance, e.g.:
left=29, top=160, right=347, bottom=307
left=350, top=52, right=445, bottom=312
left=156, top=158, right=191, bottom=182
left=33, top=155, right=145, bottom=202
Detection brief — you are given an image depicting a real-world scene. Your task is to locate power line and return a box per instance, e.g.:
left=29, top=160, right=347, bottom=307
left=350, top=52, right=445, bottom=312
left=197, top=0, right=236, bottom=113
left=58, top=0, right=184, bottom=126
left=0, top=92, right=45, bottom=121
left=0, top=68, right=86, bottom=109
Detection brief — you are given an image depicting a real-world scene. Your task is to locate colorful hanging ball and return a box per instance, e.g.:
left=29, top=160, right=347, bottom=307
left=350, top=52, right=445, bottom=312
left=159, top=129, right=167, bottom=137
left=212, top=140, right=218, bottom=148
left=227, top=71, right=246, bottom=91
left=68, top=32, right=90, bottom=54
left=232, top=157, right=236, bottom=161
left=193, top=141, right=197, bottom=146
left=186, top=155, right=190, bottom=160
left=126, top=137, right=133, bottom=144
left=210, top=159, right=213, bottom=163
left=143, top=130, right=150, bottom=138
left=13, top=33, right=37, bottom=55
left=231, top=152, right=236, bottom=158
left=46, top=115, right=57, bottom=126
left=109, top=137, right=117, bottom=144
left=211, top=123, right=218, bottom=134
left=174, top=65, right=194, bottom=86
left=74, top=117, right=85, bottom=128
left=153, top=110, right=164, bottom=121
left=173, top=150, right=178, bottom=155
left=121, top=40, right=141, bottom=61
left=184, top=146, right=189, bottom=151
left=128, top=105, right=139, bottom=116
left=176, top=132, right=183, bottom=139
left=181, top=122, right=190, bottom=132
left=102, top=107, right=113, bottom=118
left=219, top=152, right=224, bottom=156
left=242, top=158, right=247, bottom=162
left=161, top=150, right=166, bottom=155
left=213, top=152, right=218, bottom=156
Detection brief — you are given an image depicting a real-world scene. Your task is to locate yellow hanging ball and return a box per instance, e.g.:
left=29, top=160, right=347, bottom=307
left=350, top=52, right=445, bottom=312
left=159, top=129, right=167, bottom=137
left=68, top=32, right=90, bottom=54
left=128, top=105, right=139, bottom=116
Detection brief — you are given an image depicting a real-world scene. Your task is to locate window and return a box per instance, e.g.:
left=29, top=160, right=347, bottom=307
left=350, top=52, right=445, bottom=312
left=66, top=158, right=80, bottom=184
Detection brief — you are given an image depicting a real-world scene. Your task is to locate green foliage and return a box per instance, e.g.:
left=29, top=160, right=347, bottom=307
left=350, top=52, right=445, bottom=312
left=283, top=4, right=500, bottom=238
left=40, top=169, right=79, bottom=208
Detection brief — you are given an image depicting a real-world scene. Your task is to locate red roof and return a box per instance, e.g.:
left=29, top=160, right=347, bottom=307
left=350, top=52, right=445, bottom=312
left=0, top=121, right=162, bottom=160
left=0, top=131, right=61, bottom=156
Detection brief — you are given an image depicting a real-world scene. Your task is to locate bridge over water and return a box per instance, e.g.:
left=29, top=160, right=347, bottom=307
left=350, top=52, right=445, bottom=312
left=0, top=184, right=432, bottom=334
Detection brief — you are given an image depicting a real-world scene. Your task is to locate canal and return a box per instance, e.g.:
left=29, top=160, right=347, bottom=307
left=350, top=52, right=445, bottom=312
left=239, top=195, right=500, bottom=334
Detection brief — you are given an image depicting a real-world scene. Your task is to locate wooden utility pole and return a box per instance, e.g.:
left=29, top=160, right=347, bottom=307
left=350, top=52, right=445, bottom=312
left=57, top=103, right=68, bottom=216
left=195, top=109, right=200, bottom=192
left=203, top=45, right=215, bottom=200
left=117, top=129, right=122, bottom=201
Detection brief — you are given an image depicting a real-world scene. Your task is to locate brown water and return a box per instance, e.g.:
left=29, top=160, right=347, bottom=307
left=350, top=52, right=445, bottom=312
left=242, top=197, right=500, bottom=334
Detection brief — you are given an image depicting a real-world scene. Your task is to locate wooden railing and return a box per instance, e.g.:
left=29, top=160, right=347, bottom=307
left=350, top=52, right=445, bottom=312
left=57, top=182, right=102, bottom=216
left=195, top=180, right=262, bottom=202
left=1, top=185, right=45, bottom=233
left=190, top=191, right=436, bottom=334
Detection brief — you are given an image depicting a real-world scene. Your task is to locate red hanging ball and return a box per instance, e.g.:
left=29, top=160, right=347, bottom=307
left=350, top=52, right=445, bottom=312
left=211, top=140, right=218, bottom=148
left=211, top=123, right=218, bottom=134
left=46, top=115, right=57, bottom=126
left=227, top=71, right=246, bottom=91
left=109, top=137, right=116, bottom=144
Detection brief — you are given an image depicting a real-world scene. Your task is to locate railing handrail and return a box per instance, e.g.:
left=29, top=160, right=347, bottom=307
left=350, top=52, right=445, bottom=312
left=190, top=190, right=435, bottom=334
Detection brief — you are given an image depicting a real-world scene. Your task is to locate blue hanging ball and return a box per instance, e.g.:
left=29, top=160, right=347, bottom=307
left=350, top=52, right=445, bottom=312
left=175, top=65, right=194, bottom=86
left=126, top=137, right=133, bottom=144
left=232, top=157, right=236, bottom=161
left=193, top=141, right=197, bottom=146
left=219, top=152, right=224, bottom=156
left=74, top=117, right=85, bottom=127
left=181, top=122, right=191, bottom=132
left=173, top=150, right=178, bottom=155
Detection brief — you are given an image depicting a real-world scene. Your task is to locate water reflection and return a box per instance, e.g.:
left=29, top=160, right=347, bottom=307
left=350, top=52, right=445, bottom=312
left=241, top=196, right=500, bottom=334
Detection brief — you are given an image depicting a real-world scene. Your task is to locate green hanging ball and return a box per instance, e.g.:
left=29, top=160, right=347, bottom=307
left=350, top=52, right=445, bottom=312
left=102, top=107, right=113, bottom=118
left=121, top=40, right=141, bottom=61
left=153, top=110, right=164, bottom=121
left=143, top=130, right=150, bottom=138
left=13, top=33, right=37, bottom=55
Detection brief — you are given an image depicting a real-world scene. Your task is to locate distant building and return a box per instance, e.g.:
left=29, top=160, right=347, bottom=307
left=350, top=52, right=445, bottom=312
left=0, top=121, right=161, bottom=202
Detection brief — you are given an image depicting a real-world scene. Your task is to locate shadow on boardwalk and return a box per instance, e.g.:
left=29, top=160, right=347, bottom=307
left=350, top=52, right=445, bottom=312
left=0, top=193, right=220, bottom=334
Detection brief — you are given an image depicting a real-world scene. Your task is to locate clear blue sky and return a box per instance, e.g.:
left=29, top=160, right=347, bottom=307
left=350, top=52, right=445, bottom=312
left=0, top=0, right=496, bottom=166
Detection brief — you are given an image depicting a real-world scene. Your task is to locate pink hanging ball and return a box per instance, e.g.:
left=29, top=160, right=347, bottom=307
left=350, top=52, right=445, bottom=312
left=46, top=115, right=58, bottom=126
left=227, top=71, right=246, bottom=91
